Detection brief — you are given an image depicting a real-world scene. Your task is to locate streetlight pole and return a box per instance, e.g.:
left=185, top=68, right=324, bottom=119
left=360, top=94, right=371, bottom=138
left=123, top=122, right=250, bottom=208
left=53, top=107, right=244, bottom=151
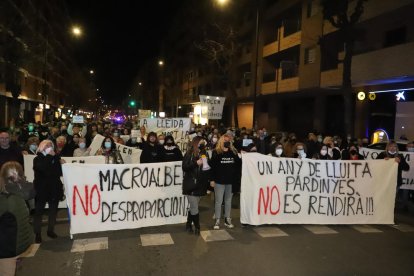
left=158, top=60, right=164, bottom=114
left=252, top=1, right=261, bottom=130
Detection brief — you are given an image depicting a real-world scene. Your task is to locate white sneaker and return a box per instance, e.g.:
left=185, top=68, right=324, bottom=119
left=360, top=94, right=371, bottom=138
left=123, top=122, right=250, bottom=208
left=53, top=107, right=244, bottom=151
left=224, top=218, right=234, bottom=229
left=213, top=219, right=220, bottom=230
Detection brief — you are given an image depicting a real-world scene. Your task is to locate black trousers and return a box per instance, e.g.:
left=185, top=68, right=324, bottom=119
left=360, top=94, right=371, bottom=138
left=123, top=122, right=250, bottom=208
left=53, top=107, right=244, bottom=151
left=33, top=198, right=59, bottom=234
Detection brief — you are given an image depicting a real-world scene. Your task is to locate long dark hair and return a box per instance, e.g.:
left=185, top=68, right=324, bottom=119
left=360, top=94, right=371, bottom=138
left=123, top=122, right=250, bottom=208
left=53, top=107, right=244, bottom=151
left=101, top=136, right=116, bottom=150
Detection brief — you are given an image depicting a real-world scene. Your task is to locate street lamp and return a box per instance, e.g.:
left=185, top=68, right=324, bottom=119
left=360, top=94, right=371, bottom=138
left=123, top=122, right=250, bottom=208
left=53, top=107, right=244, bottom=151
left=71, top=26, right=82, bottom=37
left=89, top=69, right=94, bottom=74
left=215, top=0, right=230, bottom=7
left=158, top=60, right=164, bottom=66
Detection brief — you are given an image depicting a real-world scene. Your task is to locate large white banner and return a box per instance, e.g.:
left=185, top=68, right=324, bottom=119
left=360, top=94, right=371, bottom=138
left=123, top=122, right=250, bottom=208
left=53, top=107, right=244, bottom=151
left=199, top=95, right=226, bottom=119
left=360, top=147, right=413, bottom=190
left=24, top=154, right=106, bottom=182
left=62, top=162, right=188, bottom=235
left=240, top=153, right=398, bottom=225
left=138, top=118, right=191, bottom=153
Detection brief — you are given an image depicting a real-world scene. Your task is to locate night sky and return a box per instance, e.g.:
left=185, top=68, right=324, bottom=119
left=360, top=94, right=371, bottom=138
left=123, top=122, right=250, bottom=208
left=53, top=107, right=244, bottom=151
left=66, top=1, right=182, bottom=105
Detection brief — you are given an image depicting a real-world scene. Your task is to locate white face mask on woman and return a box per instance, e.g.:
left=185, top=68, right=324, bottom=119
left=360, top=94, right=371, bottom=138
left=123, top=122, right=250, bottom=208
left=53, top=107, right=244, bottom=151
left=275, top=148, right=283, bottom=156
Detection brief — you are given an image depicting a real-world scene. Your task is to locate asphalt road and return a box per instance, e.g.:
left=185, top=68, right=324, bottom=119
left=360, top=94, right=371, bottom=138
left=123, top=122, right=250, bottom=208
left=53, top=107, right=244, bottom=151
left=16, top=196, right=414, bottom=276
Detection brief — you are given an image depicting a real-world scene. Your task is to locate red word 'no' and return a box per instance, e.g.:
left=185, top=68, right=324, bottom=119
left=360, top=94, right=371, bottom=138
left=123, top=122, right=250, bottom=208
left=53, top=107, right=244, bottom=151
left=72, top=184, right=101, bottom=216
left=258, top=185, right=280, bottom=215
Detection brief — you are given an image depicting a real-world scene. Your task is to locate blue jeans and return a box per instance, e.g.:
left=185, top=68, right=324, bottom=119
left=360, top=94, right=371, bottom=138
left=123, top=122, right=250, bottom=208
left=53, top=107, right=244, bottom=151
left=214, top=184, right=232, bottom=219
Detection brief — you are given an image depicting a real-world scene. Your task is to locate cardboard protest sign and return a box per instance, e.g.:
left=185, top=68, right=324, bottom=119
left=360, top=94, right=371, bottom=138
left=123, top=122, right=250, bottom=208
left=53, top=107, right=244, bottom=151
left=360, top=147, right=413, bottom=190
left=115, top=143, right=141, bottom=164
left=62, top=161, right=188, bottom=235
left=89, top=134, right=106, bottom=156
left=199, top=95, right=226, bottom=119
left=72, top=115, right=84, bottom=124
left=138, top=118, right=191, bottom=153
left=240, top=153, right=397, bottom=225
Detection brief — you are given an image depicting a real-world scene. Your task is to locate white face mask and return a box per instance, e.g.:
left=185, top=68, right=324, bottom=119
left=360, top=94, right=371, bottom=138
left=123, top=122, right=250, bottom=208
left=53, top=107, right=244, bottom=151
left=320, top=149, right=327, bottom=156
left=388, top=150, right=397, bottom=155
left=212, top=137, right=218, bottom=143
left=275, top=148, right=283, bottom=156
left=159, top=140, right=165, bottom=145
left=44, top=147, right=53, bottom=155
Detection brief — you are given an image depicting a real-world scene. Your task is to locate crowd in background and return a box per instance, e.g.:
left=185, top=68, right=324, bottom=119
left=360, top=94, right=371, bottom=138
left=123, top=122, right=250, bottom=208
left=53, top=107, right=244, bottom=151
left=0, top=118, right=413, bottom=275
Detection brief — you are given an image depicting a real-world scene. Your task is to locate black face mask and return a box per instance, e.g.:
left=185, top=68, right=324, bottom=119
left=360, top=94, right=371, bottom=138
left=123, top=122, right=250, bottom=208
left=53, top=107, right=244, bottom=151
left=350, top=149, right=357, bottom=155
left=166, top=142, right=173, bottom=147
left=223, top=141, right=230, bottom=148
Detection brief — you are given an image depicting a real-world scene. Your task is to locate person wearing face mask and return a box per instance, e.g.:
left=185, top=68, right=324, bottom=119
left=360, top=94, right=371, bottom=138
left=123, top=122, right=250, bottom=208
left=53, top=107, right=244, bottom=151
left=376, top=141, right=410, bottom=210
left=24, top=136, right=40, bottom=155
left=322, top=136, right=341, bottom=160
left=140, top=132, right=164, bottom=163
left=341, top=145, right=364, bottom=160
left=182, top=137, right=211, bottom=235
left=111, top=130, right=124, bottom=145
left=163, top=136, right=183, bottom=162
left=73, top=137, right=91, bottom=157
left=125, top=135, right=141, bottom=149
left=406, top=141, right=414, bottom=153
left=0, top=162, right=34, bottom=276
left=32, top=140, right=66, bottom=243
left=208, top=134, right=220, bottom=150
left=210, top=134, right=241, bottom=230
left=306, top=133, right=319, bottom=159
left=270, top=143, right=285, bottom=157
left=293, top=143, right=308, bottom=159
left=97, top=136, right=124, bottom=164
left=54, top=135, right=72, bottom=157
left=254, top=129, right=270, bottom=155
left=283, top=133, right=298, bottom=158
left=158, top=134, right=166, bottom=146
left=315, top=145, right=332, bottom=160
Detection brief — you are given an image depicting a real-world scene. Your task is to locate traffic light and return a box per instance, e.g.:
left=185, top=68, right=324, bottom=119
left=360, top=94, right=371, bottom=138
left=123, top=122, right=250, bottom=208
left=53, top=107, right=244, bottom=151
left=129, top=100, right=136, bottom=107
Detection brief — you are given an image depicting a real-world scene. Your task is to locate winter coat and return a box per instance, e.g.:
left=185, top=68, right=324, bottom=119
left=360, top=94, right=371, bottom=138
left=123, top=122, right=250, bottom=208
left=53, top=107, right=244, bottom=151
left=140, top=143, right=164, bottom=163
left=163, top=146, right=183, bottom=162
left=210, top=150, right=242, bottom=193
left=182, top=152, right=210, bottom=196
left=0, top=193, right=33, bottom=258
left=376, top=151, right=410, bottom=187
left=33, top=153, right=64, bottom=202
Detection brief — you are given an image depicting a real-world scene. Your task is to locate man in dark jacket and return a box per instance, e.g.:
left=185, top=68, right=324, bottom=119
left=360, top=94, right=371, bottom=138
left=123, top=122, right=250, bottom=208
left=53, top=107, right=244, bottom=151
left=0, top=130, right=23, bottom=169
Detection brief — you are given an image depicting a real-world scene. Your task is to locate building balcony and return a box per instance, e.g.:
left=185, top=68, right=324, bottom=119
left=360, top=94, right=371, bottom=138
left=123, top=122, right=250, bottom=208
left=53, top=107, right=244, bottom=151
left=280, top=30, right=301, bottom=51
left=263, top=41, right=278, bottom=57
left=261, top=81, right=276, bottom=95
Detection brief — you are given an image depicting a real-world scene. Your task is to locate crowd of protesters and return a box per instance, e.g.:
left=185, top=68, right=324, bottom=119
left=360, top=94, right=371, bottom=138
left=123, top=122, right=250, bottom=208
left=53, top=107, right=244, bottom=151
left=0, top=118, right=413, bottom=274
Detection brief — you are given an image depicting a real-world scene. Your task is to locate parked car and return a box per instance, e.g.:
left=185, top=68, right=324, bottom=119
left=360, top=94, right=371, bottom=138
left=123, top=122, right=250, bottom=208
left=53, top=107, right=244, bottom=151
left=367, top=141, right=408, bottom=151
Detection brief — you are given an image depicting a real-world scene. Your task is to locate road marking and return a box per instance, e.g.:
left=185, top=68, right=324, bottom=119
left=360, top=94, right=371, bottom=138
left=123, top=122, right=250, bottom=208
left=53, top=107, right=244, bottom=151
left=304, top=225, right=338, bottom=234
left=254, top=227, right=288, bottom=238
left=391, top=223, right=414, bottom=232
left=352, top=225, right=383, bottom=233
left=20, top=244, right=40, bottom=258
left=140, top=233, right=174, bottom=247
left=71, top=237, right=108, bottom=252
left=200, top=230, right=234, bottom=242
left=72, top=252, right=85, bottom=276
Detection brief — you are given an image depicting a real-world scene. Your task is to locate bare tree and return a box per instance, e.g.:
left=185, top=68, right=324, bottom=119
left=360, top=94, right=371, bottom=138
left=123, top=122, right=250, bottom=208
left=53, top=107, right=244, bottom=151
left=320, top=0, right=367, bottom=136
left=195, top=23, right=241, bottom=127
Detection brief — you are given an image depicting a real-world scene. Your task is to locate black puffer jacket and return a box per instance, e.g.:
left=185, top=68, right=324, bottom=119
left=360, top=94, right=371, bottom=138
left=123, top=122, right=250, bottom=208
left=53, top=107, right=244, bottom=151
left=0, top=193, right=33, bottom=258
left=182, top=152, right=210, bottom=196
left=33, top=153, right=64, bottom=201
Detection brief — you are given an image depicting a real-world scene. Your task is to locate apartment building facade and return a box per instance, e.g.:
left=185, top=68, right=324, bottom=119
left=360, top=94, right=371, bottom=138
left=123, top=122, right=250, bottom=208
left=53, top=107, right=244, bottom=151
left=151, top=0, right=414, bottom=139
left=0, top=0, right=92, bottom=126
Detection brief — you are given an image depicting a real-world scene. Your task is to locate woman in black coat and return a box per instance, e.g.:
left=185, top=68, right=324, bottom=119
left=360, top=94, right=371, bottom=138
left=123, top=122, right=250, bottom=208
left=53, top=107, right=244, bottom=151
left=33, top=139, right=65, bottom=243
left=182, top=136, right=211, bottom=235
left=163, top=135, right=183, bottom=162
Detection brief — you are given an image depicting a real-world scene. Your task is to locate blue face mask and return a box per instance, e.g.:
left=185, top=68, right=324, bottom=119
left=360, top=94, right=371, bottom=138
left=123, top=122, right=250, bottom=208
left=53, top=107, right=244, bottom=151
left=30, top=144, right=38, bottom=152
left=104, top=142, right=112, bottom=149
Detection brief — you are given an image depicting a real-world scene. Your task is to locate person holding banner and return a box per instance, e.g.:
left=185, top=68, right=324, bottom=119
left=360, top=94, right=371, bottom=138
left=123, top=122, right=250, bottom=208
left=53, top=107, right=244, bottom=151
left=182, top=136, right=211, bottom=235
left=210, top=134, right=241, bottom=230
left=376, top=140, right=410, bottom=210
left=33, top=140, right=65, bottom=243
left=269, top=142, right=285, bottom=158
left=97, top=136, right=124, bottom=164
left=341, top=144, right=365, bottom=160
